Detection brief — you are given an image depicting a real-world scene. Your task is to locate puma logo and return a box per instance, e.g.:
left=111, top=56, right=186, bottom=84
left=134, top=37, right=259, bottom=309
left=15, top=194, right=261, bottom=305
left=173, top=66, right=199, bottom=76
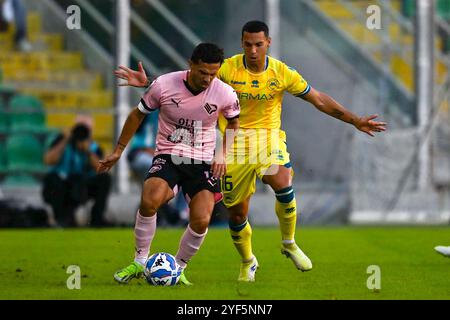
left=171, top=98, right=181, bottom=108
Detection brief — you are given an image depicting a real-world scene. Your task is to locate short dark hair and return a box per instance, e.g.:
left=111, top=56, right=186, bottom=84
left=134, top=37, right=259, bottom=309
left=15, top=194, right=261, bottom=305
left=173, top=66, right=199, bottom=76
left=71, top=124, right=91, bottom=143
left=190, top=43, right=224, bottom=65
left=242, top=20, right=269, bottom=39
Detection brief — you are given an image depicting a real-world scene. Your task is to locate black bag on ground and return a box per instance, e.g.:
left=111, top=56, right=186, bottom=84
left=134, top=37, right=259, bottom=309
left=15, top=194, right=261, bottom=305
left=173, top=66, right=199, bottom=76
left=0, top=198, right=49, bottom=227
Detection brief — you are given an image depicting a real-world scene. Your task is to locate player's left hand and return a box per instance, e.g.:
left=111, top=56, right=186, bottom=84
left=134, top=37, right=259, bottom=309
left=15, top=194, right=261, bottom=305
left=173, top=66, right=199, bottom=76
left=114, top=61, right=148, bottom=88
left=98, top=151, right=121, bottom=173
left=355, top=115, right=387, bottom=137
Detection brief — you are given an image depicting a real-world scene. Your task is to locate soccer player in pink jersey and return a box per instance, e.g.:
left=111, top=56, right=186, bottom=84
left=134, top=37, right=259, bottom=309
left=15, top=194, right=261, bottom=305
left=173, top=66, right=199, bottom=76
left=98, top=43, right=240, bottom=285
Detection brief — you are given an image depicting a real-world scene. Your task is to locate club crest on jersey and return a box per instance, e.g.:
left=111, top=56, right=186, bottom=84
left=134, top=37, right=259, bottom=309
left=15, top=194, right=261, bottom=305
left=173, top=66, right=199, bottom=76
left=203, top=103, right=218, bottom=114
left=251, top=80, right=259, bottom=88
left=267, top=78, right=281, bottom=91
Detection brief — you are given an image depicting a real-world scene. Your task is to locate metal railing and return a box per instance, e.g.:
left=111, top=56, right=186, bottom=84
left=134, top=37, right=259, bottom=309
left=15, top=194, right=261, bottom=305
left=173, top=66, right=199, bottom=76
left=144, top=0, right=202, bottom=47
left=73, top=0, right=163, bottom=75
left=288, top=0, right=415, bottom=124
left=336, top=0, right=413, bottom=70
left=337, top=0, right=450, bottom=93
left=73, top=0, right=204, bottom=74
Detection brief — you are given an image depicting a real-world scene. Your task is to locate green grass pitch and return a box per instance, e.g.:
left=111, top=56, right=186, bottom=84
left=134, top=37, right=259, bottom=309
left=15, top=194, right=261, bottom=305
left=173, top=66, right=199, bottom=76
left=1, top=227, right=450, bottom=300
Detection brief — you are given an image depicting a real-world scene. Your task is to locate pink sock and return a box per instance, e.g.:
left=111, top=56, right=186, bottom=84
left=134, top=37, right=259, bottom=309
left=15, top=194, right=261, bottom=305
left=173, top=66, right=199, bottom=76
left=175, top=225, right=208, bottom=269
left=134, top=211, right=157, bottom=266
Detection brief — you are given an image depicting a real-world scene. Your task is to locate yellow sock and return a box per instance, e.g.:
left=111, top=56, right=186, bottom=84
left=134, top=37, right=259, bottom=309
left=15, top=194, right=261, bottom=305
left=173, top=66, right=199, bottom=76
left=275, top=186, right=297, bottom=242
left=229, top=220, right=253, bottom=261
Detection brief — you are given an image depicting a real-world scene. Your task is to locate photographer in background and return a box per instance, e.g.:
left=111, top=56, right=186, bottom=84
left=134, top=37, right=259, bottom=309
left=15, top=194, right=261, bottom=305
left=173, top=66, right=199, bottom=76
left=42, top=119, right=111, bottom=227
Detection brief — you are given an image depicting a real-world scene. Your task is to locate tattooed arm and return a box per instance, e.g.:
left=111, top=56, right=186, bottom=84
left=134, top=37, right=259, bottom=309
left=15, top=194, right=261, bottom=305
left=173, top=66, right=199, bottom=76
left=301, top=87, right=386, bottom=137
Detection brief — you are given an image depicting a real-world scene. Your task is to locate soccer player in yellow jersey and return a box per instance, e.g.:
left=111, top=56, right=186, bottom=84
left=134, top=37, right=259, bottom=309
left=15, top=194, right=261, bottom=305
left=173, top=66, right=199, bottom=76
left=115, top=21, right=386, bottom=282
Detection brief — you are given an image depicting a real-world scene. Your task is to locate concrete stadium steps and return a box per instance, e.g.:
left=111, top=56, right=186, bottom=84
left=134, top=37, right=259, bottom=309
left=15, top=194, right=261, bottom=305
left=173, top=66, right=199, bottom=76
left=341, top=0, right=402, bottom=14
left=372, top=49, right=448, bottom=87
left=46, top=113, right=114, bottom=138
left=436, top=59, right=448, bottom=85
left=315, top=1, right=354, bottom=19
left=390, top=54, right=414, bottom=89
left=337, top=22, right=414, bottom=46
left=21, top=89, right=113, bottom=109
left=27, top=33, right=64, bottom=51
left=314, top=0, right=448, bottom=92
left=0, top=10, right=115, bottom=157
left=315, top=0, right=400, bottom=21
left=0, top=12, right=62, bottom=52
left=4, top=71, right=103, bottom=91
left=27, top=12, right=42, bottom=35
left=0, top=32, right=63, bottom=52
left=0, top=32, right=15, bottom=52
left=0, top=52, right=83, bottom=72
left=337, top=21, right=380, bottom=45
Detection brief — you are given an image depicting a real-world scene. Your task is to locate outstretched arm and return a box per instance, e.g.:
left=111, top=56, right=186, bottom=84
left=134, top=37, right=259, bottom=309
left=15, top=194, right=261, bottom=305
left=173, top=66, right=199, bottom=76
left=302, top=87, right=386, bottom=137
left=97, top=107, right=146, bottom=173
left=114, top=61, right=149, bottom=88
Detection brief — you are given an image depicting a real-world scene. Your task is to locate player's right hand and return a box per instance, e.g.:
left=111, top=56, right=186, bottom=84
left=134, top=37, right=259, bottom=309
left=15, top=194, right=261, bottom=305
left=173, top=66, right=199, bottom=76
left=114, top=61, right=149, bottom=88
left=97, top=152, right=121, bottom=173
left=211, top=157, right=227, bottom=179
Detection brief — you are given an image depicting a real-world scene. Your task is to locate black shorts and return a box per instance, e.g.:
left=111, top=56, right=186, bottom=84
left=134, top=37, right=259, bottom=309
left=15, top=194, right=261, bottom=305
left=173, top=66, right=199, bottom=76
left=145, top=154, right=221, bottom=202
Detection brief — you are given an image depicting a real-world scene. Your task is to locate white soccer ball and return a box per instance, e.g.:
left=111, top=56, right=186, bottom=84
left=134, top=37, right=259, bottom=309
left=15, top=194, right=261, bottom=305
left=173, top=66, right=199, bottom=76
left=144, top=252, right=181, bottom=286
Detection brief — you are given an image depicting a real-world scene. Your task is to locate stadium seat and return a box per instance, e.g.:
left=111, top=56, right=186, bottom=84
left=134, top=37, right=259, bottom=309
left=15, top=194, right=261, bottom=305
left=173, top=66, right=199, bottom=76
left=402, top=0, right=450, bottom=19
left=8, top=95, right=46, bottom=133
left=9, top=111, right=46, bottom=133
left=9, top=95, right=43, bottom=110
left=6, top=133, right=46, bottom=173
left=438, top=0, right=450, bottom=20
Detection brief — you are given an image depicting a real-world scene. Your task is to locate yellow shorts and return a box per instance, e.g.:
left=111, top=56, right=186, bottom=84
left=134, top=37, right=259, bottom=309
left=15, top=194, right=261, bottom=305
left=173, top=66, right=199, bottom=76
left=222, top=128, right=293, bottom=207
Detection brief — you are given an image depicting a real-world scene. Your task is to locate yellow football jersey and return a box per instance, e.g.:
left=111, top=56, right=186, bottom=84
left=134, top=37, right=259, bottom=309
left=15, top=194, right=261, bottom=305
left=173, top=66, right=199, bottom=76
left=218, top=54, right=310, bottom=131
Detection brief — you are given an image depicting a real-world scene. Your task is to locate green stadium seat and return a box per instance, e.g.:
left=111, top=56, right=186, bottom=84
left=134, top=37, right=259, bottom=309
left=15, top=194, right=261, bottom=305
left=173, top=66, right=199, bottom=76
left=1, top=173, right=39, bottom=187
left=9, top=95, right=43, bottom=110
left=438, top=0, right=450, bottom=20
left=9, top=95, right=46, bottom=133
left=6, top=133, right=46, bottom=173
left=9, top=110, right=46, bottom=133
left=402, top=0, right=450, bottom=19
